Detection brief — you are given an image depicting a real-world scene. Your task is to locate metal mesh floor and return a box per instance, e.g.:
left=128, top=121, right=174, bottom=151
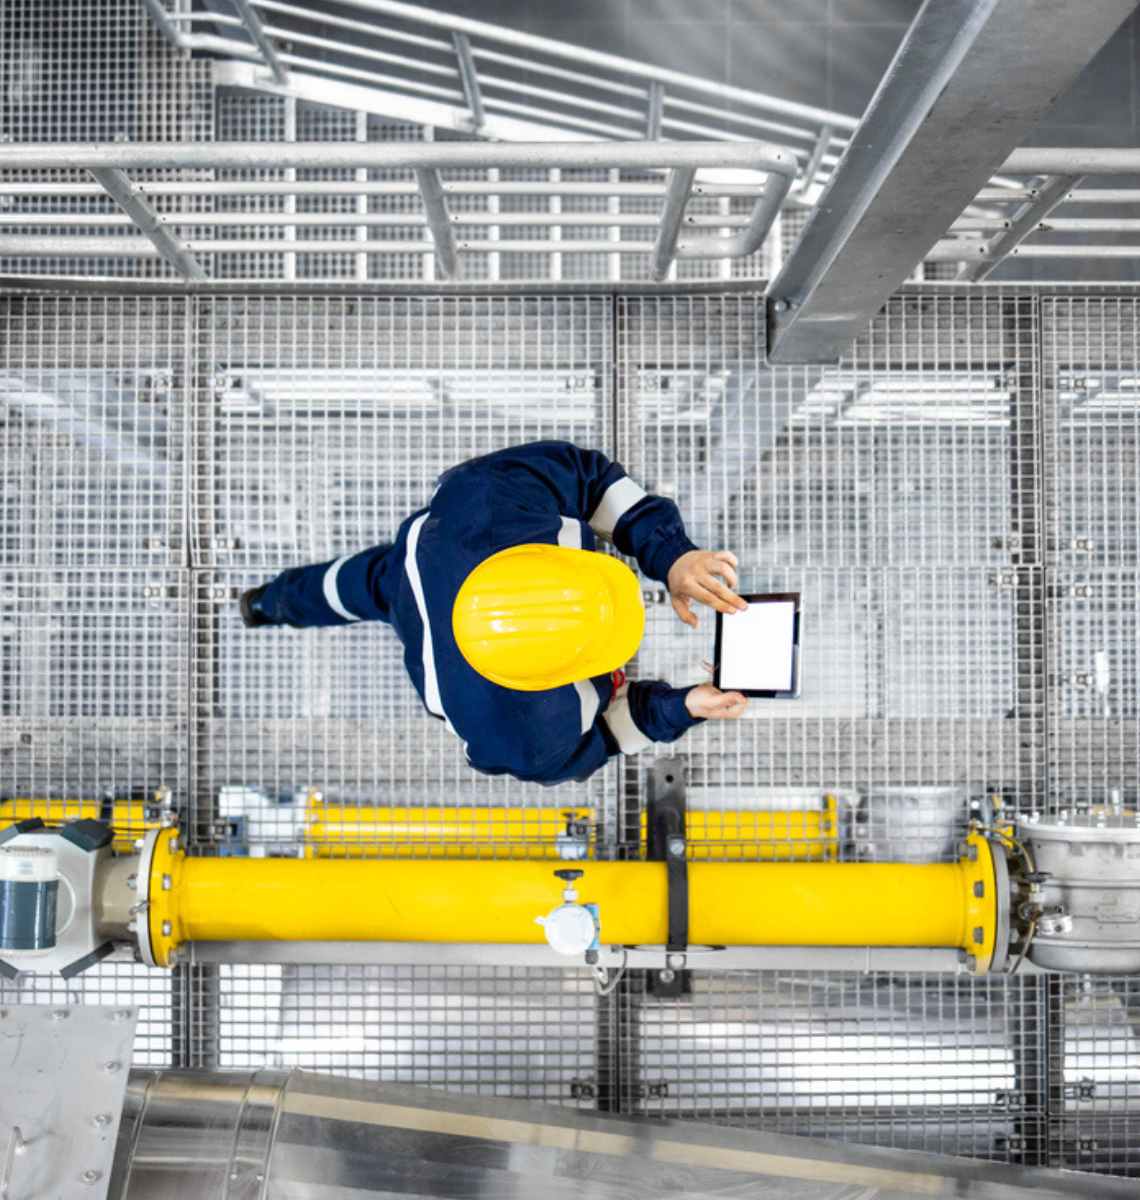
left=2, top=286, right=1139, bottom=1177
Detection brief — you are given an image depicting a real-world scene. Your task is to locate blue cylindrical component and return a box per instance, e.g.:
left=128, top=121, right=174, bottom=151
left=0, top=846, right=59, bottom=953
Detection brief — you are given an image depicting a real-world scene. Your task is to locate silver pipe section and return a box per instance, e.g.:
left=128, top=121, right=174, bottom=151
left=678, top=169, right=793, bottom=258
left=1003, top=147, right=1140, bottom=173
left=110, top=1069, right=1133, bottom=1199
left=650, top=167, right=696, bottom=282
left=0, top=180, right=762, bottom=198
left=0, top=140, right=794, bottom=175
left=0, top=210, right=751, bottom=228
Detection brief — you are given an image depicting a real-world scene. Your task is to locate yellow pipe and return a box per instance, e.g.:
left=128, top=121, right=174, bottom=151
left=0, top=798, right=161, bottom=853
left=147, top=830, right=997, bottom=972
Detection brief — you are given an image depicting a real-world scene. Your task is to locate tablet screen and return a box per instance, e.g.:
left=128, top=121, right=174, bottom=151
left=716, top=595, right=799, bottom=696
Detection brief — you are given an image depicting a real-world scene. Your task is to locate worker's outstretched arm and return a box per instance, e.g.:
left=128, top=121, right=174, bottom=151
left=537, top=680, right=747, bottom=785
left=249, top=544, right=397, bottom=627
left=469, top=442, right=745, bottom=627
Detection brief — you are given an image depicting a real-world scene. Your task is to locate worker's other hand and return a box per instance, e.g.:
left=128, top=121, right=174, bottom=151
left=685, top=683, right=748, bottom=720
left=667, top=549, right=747, bottom=628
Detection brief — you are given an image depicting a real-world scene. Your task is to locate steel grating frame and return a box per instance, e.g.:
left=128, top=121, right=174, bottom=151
left=1, top=284, right=1140, bottom=1176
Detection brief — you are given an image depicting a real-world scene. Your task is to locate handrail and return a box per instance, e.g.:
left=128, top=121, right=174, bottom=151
left=296, top=0, right=857, bottom=133
left=0, top=140, right=793, bottom=283
left=141, top=0, right=851, bottom=192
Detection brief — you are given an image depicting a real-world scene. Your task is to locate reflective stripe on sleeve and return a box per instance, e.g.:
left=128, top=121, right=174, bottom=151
left=321, top=555, right=360, bottom=622
left=404, top=513, right=454, bottom=731
left=574, top=679, right=600, bottom=734
left=557, top=515, right=583, bottom=548
left=589, top=476, right=647, bottom=541
left=601, top=689, right=652, bottom=754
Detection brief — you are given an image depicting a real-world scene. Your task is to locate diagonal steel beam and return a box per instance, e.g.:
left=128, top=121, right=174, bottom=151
left=90, top=169, right=206, bottom=280
left=766, top=0, right=1138, bottom=364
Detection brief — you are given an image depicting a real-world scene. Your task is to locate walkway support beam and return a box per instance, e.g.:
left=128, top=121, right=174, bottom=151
left=766, top=0, right=1137, bottom=364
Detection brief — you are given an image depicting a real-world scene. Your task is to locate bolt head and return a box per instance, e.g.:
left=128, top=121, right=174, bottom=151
left=659, top=968, right=675, bottom=984
left=81, top=1169, right=102, bottom=1185
left=162, top=920, right=173, bottom=937
left=667, top=836, right=685, bottom=858
left=162, top=873, right=172, bottom=891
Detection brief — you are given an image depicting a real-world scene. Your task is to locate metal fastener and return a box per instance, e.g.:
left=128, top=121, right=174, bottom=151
left=666, top=836, right=685, bottom=859
left=658, top=968, right=675, bottom=984
left=81, top=1169, right=102, bottom=1185
left=162, top=874, right=172, bottom=891
left=92, top=1113, right=113, bottom=1128
left=126, top=874, right=137, bottom=891
left=162, top=920, right=173, bottom=937
left=104, top=1061, right=122, bottom=1073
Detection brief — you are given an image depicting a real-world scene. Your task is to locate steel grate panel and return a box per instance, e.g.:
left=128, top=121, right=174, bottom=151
left=208, top=963, right=597, bottom=1106
left=191, top=567, right=613, bottom=855
left=194, top=294, right=612, bottom=569
left=1051, top=976, right=1140, bottom=1175
left=1, top=286, right=1139, bottom=1178
left=617, top=294, right=1023, bottom=570
left=1046, top=567, right=1140, bottom=813
left=617, top=293, right=1044, bottom=860
left=0, top=294, right=187, bottom=566
left=623, top=971, right=1041, bottom=1165
left=0, top=567, right=188, bottom=809
left=1044, top=297, right=1140, bottom=568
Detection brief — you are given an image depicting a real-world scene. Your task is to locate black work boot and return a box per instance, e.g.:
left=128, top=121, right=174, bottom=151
left=239, top=585, right=275, bottom=628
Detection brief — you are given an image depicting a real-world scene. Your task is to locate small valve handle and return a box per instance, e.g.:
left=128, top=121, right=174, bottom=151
left=554, top=869, right=583, bottom=883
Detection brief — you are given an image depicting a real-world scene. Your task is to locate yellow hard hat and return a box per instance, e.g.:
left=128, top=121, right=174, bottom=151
left=452, top=544, right=645, bottom=691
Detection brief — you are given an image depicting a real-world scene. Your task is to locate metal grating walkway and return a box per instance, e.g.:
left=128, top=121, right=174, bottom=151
left=1, top=286, right=1139, bottom=1177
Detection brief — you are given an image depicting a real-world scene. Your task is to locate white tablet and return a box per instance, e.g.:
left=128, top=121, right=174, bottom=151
left=714, top=593, right=801, bottom=698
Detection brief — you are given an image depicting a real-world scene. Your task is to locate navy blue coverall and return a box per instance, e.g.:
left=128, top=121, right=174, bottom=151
left=253, top=442, right=704, bottom=784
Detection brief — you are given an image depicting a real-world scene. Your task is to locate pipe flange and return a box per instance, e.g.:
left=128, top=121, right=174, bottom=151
left=134, top=827, right=183, bottom=968
left=989, top=837, right=1011, bottom=974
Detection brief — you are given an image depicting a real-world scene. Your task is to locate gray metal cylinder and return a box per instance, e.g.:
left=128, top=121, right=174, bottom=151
left=1020, top=813, right=1140, bottom=974
left=108, top=1068, right=1136, bottom=1199
left=0, top=845, right=59, bottom=953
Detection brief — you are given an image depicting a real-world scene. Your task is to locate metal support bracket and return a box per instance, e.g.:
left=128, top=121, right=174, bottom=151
left=645, top=81, right=666, bottom=140
left=89, top=169, right=206, bottom=280
left=646, top=757, right=691, bottom=999
left=958, top=173, right=1084, bottom=282
left=231, top=0, right=288, bottom=85
left=452, top=32, right=485, bottom=133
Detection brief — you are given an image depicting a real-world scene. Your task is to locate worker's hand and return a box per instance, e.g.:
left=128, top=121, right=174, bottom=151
left=685, top=683, right=748, bottom=720
left=667, top=550, right=747, bottom=628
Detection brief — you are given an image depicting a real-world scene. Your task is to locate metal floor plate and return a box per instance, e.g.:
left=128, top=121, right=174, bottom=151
left=0, top=287, right=1138, bottom=1178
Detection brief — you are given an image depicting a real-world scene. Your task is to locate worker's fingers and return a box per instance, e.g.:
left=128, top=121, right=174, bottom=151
left=697, top=573, right=747, bottom=613
left=713, top=550, right=739, bottom=570
left=686, top=578, right=742, bottom=615
left=682, top=580, right=726, bottom=612
left=710, top=691, right=748, bottom=718
left=709, top=558, right=740, bottom=591
left=671, top=593, right=699, bottom=629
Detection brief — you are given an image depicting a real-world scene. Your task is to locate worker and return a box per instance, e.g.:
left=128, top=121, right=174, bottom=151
left=240, top=442, right=748, bottom=784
